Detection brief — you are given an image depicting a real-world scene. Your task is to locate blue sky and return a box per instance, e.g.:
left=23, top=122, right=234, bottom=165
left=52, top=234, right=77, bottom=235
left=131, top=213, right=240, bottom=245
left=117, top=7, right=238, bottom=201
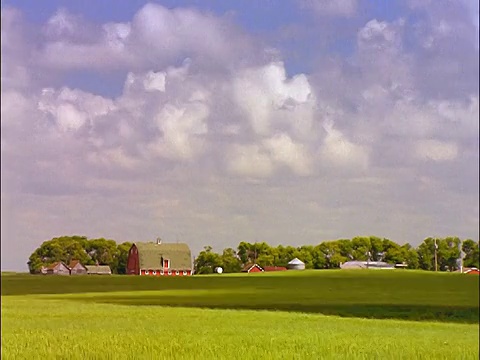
left=1, top=0, right=479, bottom=270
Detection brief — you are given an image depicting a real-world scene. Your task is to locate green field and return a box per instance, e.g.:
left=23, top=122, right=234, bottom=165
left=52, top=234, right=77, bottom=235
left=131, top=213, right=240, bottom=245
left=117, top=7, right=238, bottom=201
left=2, top=270, right=479, bottom=359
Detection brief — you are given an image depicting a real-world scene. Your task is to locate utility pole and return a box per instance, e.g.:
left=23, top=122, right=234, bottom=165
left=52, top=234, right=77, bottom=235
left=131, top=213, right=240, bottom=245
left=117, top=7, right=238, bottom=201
left=434, top=238, right=438, bottom=272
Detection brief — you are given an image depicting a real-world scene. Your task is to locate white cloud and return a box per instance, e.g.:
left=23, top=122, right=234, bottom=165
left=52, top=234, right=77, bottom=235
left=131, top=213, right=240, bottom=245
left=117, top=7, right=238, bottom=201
left=415, top=140, right=458, bottom=161
left=320, top=120, right=369, bottom=169
left=36, top=3, right=258, bottom=72
left=227, top=144, right=274, bottom=178
left=263, top=133, right=312, bottom=176
left=143, top=71, right=166, bottom=92
left=233, top=61, right=315, bottom=137
left=149, top=101, right=209, bottom=161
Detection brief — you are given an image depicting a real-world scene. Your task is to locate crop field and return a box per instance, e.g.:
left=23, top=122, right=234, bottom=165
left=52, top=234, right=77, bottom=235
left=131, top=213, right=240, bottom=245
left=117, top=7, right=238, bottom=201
left=2, top=270, right=479, bottom=359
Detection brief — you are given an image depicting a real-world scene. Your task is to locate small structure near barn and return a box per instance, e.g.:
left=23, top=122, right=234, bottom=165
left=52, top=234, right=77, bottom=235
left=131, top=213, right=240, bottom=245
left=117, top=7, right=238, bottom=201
left=242, top=264, right=264, bottom=273
left=85, top=264, right=112, bottom=275
left=69, top=260, right=87, bottom=275
left=463, top=267, right=479, bottom=275
left=126, top=239, right=193, bottom=276
left=263, top=266, right=287, bottom=272
left=45, top=261, right=71, bottom=275
left=287, top=258, right=305, bottom=270
left=340, top=261, right=395, bottom=270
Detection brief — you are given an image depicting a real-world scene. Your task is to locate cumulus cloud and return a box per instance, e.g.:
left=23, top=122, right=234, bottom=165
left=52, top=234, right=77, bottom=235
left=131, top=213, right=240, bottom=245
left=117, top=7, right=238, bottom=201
left=35, top=3, right=260, bottom=72
left=1, top=2, right=478, bottom=270
left=233, top=61, right=315, bottom=137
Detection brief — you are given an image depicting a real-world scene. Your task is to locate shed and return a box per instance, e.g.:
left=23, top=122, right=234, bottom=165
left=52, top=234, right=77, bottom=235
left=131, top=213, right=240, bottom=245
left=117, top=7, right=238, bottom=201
left=241, top=264, right=264, bottom=273
left=69, top=260, right=87, bottom=275
left=45, top=262, right=71, bottom=275
left=85, top=265, right=112, bottom=275
left=464, top=268, right=480, bottom=275
left=126, top=240, right=193, bottom=276
left=263, top=266, right=287, bottom=272
left=340, top=261, right=395, bottom=269
left=287, top=258, right=305, bottom=270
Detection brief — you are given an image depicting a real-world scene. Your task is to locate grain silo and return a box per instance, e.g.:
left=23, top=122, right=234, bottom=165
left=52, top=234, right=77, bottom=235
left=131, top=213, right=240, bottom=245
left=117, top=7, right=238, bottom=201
left=287, top=258, right=305, bottom=270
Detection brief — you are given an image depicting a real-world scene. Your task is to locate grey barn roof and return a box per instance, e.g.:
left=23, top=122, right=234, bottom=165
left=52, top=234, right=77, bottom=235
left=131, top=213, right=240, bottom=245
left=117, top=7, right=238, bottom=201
left=134, top=242, right=192, bottom=270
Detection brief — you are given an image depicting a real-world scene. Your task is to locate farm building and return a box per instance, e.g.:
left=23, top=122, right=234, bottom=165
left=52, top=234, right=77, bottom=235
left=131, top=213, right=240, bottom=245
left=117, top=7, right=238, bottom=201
left=241, top=264, right=264, bottom=273
left=463, top=268, right=479, bottom=275
left=126, top=240, right=193, bottom=276
left=287, top=258, right=305, bottom=270
left=340, top=261, right=395, bottom=270
left=263, top=266, right=287, bottom=272
left=85, top=265, right=112, bottom=275
left=45, top=262, right=71, bottom=275
left=69, top=260, right=87, bottom=275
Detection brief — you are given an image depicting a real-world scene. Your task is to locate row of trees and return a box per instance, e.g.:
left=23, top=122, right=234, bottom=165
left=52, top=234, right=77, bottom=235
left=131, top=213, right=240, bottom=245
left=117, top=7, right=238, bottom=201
left=194, top=237, right=479, bottom=274
left=27, top=235, right=479, bottom=275
left=27, top=236, right=132, bottom=274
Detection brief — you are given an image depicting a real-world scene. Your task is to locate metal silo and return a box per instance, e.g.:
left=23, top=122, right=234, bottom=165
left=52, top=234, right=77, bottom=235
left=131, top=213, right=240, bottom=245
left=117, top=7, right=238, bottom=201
left=287, top=258, right=305, bottom=270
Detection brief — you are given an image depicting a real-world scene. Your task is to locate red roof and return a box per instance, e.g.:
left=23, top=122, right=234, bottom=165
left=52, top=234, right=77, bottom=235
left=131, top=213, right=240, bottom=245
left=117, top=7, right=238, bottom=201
left=464, top=268, right=480, bottom=275
left=241, top=264, right=264, bottom=272
left=263, top=266, right=287, bottom=272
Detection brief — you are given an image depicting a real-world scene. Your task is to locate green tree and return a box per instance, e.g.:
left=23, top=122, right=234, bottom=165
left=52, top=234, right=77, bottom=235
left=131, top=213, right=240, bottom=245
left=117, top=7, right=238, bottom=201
left=417, top=237, right=436, bottom=271
left=220, top=248, right=242, bottom=273
left=462, top=239, right=479, bottom=268
left=116, top=242, right=133, bottom=274
left=194, top=246, right=221, bottom=274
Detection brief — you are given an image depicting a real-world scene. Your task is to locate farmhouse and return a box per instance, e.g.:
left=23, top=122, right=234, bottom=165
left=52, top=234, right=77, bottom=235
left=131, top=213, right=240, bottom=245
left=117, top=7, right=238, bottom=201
left=241, top=264, right=264, bottom=273
left=126, top=239, right=193, bottom=276
left=69, top=260, right=87, bottom=275
left=45, top=261, right=70, bottom=275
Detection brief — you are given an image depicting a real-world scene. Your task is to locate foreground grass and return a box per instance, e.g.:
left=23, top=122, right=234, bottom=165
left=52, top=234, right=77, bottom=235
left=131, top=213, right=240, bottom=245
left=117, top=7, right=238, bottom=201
left=2, top=270, right=478, bottom=322
left=2, top=296, right=479, bottom=360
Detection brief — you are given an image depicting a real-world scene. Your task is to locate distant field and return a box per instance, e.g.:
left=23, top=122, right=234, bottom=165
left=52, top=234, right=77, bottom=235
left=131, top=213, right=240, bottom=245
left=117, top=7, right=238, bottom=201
left=2, top=271, right=479, bottom=359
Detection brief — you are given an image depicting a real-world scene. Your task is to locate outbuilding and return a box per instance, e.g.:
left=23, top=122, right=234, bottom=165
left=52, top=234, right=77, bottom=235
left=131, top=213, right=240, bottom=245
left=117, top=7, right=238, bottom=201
left=86, top=265, right=112, bottom=275
left=45, top=261, right=71, bottom=275
left=263, top=266, right=287, bottom=272
left=241, top=264, right=264, bottom=273
left=287, top=258, right=305, bottom=270
left=69, top=260, right=87, bottom=275
left=464, top=268, right=480, bottom=275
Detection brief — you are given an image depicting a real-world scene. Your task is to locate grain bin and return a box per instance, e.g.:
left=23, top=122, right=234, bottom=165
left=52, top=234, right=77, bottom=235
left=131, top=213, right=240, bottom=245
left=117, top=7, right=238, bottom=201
left=287, top=258, right=305, bottom=270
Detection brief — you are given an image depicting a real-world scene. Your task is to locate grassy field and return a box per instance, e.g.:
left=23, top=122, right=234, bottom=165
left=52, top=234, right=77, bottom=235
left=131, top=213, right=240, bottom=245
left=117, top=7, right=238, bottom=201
left=2, top=270, right=479, bottom=359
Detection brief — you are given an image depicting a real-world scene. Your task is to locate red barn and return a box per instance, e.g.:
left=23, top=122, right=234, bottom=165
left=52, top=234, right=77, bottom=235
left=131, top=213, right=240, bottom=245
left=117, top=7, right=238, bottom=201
left=241, top=264, right=264, bottom=273
left=126, top=240, right=193, bottom=276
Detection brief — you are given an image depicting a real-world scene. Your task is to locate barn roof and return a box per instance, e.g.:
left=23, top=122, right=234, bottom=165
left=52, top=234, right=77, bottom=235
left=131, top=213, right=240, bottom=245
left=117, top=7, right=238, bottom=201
left=134, top=242, right=192, bottom=270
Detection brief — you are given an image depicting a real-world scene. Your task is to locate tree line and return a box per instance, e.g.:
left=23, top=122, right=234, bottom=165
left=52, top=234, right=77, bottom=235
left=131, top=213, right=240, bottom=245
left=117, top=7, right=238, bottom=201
left=194, top=237, right=479, bottom=274
left=27, top=235, right=479, bottom=275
